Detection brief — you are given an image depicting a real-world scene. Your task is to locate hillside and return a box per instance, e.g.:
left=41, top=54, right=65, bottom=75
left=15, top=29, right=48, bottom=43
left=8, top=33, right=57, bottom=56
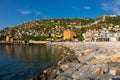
left=0, top=15, right=120, bottom=41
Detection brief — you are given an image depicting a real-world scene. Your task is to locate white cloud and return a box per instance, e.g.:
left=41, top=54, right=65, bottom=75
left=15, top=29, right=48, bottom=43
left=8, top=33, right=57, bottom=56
left=116, top=0, right=120, bottom=5
left=34, top=11, right=41, bottom=15
left=17, top=9, right=31, bottom=15
left=17, top=9, right=41, bottom=16
left=102, top=0, right=120, bottom=15
left=72, top=6, right=80, bottom=10
left=84, top=6, right=91, bottom=10
left=72, top=6, right=91, bottom=10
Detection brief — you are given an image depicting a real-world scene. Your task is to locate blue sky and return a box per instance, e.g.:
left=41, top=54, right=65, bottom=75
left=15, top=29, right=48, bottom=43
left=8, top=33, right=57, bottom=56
left=0, top=0, right=120, bottom=30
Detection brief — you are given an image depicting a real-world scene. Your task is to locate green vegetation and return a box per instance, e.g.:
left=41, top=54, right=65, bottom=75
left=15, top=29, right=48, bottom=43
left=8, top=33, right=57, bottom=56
left=22, top=36, right=48, bottom=41
left=0, top=16, right=120, bottom=41
left=118, top=37, right=120, bottom=41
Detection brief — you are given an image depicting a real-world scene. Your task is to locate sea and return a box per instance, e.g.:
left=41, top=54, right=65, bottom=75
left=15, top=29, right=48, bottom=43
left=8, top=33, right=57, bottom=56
left=0, top=44, right=63, bottom=80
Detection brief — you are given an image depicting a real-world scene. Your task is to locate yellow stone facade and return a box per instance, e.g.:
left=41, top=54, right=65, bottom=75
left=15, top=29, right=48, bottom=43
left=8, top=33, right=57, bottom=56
left=63, top=30, right=74, bottom=40
left=6, top=36, right=10, bottom=42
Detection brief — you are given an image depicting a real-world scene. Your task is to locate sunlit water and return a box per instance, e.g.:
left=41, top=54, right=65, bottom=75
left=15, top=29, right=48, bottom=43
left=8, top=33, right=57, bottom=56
left=0, top=44, right=63, bottom=80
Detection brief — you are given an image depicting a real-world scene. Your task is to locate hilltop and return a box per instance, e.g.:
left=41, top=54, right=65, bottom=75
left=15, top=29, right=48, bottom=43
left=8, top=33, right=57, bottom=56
left=0, top=15, right=120, bottom=41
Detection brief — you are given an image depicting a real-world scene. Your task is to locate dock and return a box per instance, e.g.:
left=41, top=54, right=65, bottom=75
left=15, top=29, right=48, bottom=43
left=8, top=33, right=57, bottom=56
left=29, top=41, right=50, bottom=44
left=0, top=40, right=50, bottom=45
left=0, top=40, right=25, bottom=45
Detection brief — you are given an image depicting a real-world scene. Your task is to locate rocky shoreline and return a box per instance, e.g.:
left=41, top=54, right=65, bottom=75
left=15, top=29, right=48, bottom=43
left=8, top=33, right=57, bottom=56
left=30, top=42, right=120, bottom=80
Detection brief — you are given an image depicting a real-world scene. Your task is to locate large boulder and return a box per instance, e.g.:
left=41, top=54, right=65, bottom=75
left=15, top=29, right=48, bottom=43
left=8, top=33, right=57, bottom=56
left=106, top=53, right=120, bottom=63
left=59, top=62, right=82, bottom=72
left=71, top=64, right=102, bottom=79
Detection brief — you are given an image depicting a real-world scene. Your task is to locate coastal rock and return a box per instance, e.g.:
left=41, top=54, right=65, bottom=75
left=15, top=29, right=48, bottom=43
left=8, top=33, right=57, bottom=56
left=59, top=62, right=81, bottom=72
left=32, top=42, right=120, bottom=80
left=59, top=64, right=70, bottom=72
left=38, top=75, right=46, bottom=80
left=111, top=76, right=120, bottom=80
left=95, top=47, right=108, bottom=54
left=61, top=50, right=70, bottom=58
left=62, top=53, right=78, bottom=63
left=116, top=68, right=120, bottom=75
left=34, top=66, right=57, bottom=80
left=106, top=53, right=120, bottom=63
left=83, top=55, right=95, bottom=63
left=71, top=64, right=102, bottom=79
left=110, top=68, right=120, bottom=76
left=101, top=63, right=109, bottom=74
left=105, top=62, right=120, bottom=76
left=55, top=75, right=72, bottom=80
left=82, top=49, right=94, bottom=55
left=94, top=54, right=107, bottom=59
left=74, top=51, right=82, bottom=57
left=109, top=69, right=117, bottom=75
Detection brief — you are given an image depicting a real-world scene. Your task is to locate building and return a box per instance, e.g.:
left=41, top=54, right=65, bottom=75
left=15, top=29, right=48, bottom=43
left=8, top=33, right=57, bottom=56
left=6, top=36, right=10, bottom=42
left=82, top=33, right=92, bottom=42
left=63, top=30, right=74, bottom=40
left=82, top=27, right=120, bottom=42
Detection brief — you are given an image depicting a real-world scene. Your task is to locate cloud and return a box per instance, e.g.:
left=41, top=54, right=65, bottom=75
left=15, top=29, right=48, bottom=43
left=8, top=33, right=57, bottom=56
left=72, top=6, right=80, bottom=10
left=84, top=6, right=91, bottom=10
left=17, top=9, right=41, bottom=15
left=34, top=11, right=41, bottom=15
left=17, top=9, right=31, bottom=15
left=72, top=6, right=91, bottom=10
left=102, top=0, right=120, bottom=15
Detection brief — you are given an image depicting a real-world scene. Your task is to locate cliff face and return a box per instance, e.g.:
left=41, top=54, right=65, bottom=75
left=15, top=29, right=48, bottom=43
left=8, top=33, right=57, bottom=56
left=0, top=16, right=120, bottom=41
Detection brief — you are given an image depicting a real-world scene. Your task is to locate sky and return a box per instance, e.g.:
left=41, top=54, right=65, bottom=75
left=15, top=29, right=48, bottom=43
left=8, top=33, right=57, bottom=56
left=0, top=0, right=120, bottom=30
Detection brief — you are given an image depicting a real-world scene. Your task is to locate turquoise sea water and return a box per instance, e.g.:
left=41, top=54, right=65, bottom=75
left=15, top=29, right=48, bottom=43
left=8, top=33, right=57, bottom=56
left=0, top=45, right=63, bottom=80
